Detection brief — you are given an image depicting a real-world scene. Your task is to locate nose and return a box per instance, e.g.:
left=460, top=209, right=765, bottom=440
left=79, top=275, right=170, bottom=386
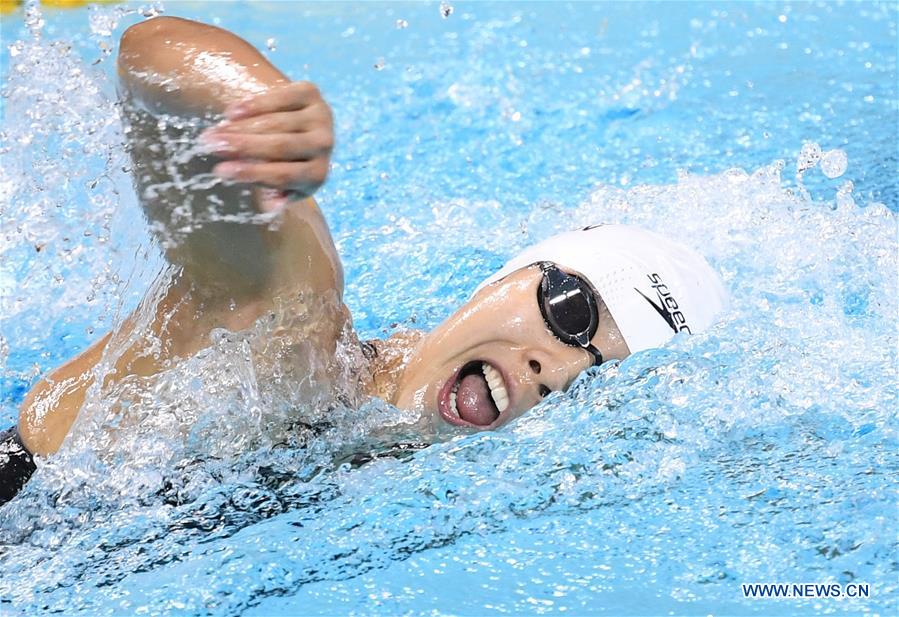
left=523, top=348, right=589, bottom=398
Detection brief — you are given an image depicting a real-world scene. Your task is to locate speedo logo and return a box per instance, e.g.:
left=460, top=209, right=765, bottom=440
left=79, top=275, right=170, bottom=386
left=635, top=273, right=692, bottom=334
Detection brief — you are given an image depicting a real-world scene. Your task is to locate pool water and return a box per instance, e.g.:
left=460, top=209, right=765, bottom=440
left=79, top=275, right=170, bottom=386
left=1, top=1, right=897, bottom=615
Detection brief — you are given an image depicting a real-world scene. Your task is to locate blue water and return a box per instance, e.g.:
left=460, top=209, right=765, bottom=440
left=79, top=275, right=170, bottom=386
left=1, top=1, right=897, bottom=615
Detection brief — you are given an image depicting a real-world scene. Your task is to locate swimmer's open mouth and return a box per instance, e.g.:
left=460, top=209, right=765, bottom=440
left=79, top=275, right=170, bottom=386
left=438, top=360, right=511, bottom=427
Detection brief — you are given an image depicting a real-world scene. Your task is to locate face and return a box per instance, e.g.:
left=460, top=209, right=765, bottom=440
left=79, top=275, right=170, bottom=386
left=392, top=264, right=630, bottom=433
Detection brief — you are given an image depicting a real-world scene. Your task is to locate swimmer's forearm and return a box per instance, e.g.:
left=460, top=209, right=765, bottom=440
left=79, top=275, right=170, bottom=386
left=118, top=16, right=288, bottom=116
left=117, top=17, right=303, bottom=297
left=116, top=16, right=342, bottom=300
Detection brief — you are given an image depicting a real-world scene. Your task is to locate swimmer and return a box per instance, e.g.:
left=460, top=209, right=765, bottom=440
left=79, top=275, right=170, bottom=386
left=0, top=17, right=728, bottom=505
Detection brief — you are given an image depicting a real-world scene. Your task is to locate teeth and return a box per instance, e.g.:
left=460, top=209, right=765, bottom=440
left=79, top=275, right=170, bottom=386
left=482, top=362, right=510, bottom=413
left=449, top=390, right=460, bottom=417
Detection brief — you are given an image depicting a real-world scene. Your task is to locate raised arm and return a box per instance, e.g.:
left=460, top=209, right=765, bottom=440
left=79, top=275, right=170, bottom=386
left=17, top=17, right=346, bottom=457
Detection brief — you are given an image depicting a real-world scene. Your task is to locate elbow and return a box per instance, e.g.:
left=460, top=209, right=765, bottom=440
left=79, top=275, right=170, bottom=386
left=118, top=16, right=167, bottom=79
left=118, top=16, right=201, bottom=77
left=120, top=16, right=189, bottom=53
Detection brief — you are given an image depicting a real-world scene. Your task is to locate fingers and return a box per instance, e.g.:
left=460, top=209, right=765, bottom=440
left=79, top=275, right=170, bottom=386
left=257, top=188, right=291, bottom=214
left=200, top=80, right=334, bottom=197
left=210, top=104, right=331, bottom=136
left=213, top=160, right=330, bottom=193
left=224, top=81, right=323, bottom=120
left=201, top=129, right=333, bottom=162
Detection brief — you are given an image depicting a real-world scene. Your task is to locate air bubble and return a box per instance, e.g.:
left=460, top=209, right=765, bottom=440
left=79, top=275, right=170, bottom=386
left=440, top=1, right=454, bottom=18
left=820, top=148, right=848, bottom=178
left=266, top=38, right=277, bottom=51
left=396, top=19, right=409, bottom=29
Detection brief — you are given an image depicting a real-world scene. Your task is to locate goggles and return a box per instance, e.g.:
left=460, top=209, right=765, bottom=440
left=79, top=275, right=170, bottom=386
left=536, top=262, right=604, bottom=366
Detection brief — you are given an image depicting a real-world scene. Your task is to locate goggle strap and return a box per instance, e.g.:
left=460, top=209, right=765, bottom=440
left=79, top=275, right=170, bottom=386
left=585, top=343, right=604, bottom=367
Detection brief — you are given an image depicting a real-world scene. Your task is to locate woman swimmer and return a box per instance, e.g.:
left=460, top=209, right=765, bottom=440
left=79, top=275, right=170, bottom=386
left=0, top=16, right=728, bottom=506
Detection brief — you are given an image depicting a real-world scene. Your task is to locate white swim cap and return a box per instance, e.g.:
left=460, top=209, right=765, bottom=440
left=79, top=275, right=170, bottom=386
left=476, top=224, right=729, bottom=353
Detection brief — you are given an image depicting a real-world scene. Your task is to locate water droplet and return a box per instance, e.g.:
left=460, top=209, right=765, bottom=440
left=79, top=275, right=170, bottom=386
left=396, top=19, right=408, bottom=29
left=835, top=180, right=855, bottom=209
left=820, top=148, right=848, bottom=179
left=440, top=1, right=454, bottom=18
left=24, top=3, right=45, bottom=37
left=796, top=142, right=821, bottom=173
left=140, top=3, right=163, bottom=18
left=88, top=5, right=119, bottom=38
left=266, top=38, right=277, bottom=51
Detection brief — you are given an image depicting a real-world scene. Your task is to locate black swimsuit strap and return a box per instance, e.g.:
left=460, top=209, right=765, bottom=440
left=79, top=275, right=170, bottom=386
left=0, top=426, right=36, bottom=506
left=360, top=339, right=378, bottom=361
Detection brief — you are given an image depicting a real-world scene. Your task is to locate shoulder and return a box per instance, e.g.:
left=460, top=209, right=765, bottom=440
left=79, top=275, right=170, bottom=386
left=18, top=331, right=112, bottom=456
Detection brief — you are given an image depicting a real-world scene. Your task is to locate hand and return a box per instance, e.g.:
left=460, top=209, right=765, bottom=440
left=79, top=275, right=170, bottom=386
left=200, top=81, right=334, bottom=198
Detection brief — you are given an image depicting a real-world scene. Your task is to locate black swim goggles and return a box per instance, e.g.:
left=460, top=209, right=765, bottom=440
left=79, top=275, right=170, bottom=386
left=535, top=262, right=604, bottom=366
